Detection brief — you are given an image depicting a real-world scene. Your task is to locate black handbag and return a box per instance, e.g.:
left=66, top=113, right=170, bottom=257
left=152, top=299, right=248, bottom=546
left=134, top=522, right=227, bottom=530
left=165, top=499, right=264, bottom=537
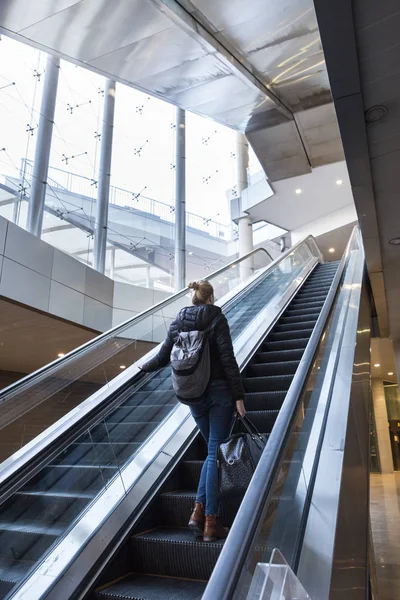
left=217, top=415, right=268, bottom=498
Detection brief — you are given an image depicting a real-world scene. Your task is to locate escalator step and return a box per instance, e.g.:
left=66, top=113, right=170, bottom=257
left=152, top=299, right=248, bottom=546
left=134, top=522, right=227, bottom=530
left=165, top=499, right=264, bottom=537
left=131, top=528, right=224, bottom=580
left=247, top=361, right=300, bottom=377
left=280, top=313, right=320, bottom=324
left=244, top=391, right=287, bottom=411
left=95, top=573, right=206, bottom=600
left=54, top=442, right=141, bottom=468
left=263, top=338, right=309, bottom=351
left=0, top=529, right=58, bottom=563
left=24, top=465, right=118, bottom=495
left=274, top=320, right=317, bottom=332
left=0, top=493, right=87, bottom=532
left=269, top=328, right=314, bottom=342
left=179, top=461, right=203, bottom=489
left=255, top=349, right=304, bottom=363
left=293, top=292, right=328, bottom=302
left=245, top=410, right=279, bottom=433
left=242, top=374, right=294, bottom=393
left=287, top=302, right=324, bottom=314
left=288, top=298, right=325, bottom=312
left=299, top=284, right=331, bottom=294
left=157, top=492, right=240, bottom=529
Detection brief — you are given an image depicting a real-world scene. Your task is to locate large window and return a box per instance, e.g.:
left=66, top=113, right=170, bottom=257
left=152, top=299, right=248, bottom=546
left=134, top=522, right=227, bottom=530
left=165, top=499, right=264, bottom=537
left=0, top=36, right=45, bottom=225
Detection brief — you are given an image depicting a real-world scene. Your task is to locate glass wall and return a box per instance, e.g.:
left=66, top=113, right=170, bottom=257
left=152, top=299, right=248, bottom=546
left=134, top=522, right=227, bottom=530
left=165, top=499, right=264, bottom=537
left=0, top=35, right=280, bottom=294
left=0, top=36, right=46, bottom=225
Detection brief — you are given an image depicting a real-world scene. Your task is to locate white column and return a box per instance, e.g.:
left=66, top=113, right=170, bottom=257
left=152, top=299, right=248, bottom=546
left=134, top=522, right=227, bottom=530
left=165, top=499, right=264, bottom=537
left=146, top=265, right=151, bottom=289
left=371, top=379, right=394, bottom=473
left=236, top=133, right=253, bottom=279
left=94, top=79, right=116, bottom=274
left=109, top=248, right=115, bottom=280
left=174, top=107, right=186, bottom=292
left=27, top=55, right=60, bottom=237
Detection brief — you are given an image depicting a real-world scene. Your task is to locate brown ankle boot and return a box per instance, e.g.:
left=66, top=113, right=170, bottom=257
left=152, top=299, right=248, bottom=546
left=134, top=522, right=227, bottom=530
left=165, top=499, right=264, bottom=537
left=203, top=515, right=229, bottom=542
left=188, top=502, right=205, bottom=539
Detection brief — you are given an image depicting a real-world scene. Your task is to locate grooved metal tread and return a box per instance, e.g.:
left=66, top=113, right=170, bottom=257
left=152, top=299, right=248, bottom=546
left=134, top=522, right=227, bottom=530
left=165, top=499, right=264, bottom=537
left=95, top=574, right=206, bottom=600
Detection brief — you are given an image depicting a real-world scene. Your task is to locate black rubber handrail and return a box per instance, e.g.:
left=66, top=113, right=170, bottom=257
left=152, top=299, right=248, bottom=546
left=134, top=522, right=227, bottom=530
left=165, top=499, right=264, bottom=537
left=202, top=227, right=360, bottom=600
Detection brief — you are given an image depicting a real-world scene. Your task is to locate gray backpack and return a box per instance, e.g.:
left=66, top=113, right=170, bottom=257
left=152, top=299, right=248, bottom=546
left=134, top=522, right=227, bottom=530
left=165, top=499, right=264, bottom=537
left=170, top=320, right=217, bottom=403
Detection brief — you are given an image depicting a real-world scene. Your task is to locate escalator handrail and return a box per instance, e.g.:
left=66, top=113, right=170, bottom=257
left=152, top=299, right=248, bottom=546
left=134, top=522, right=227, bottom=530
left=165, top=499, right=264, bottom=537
left=0, top=246, right=274, bottom=401
left=202, top=226, right=361, bottom=600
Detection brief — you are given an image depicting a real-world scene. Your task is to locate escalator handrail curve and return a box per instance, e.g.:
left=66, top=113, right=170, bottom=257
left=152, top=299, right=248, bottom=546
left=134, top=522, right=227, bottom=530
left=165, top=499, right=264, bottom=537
left=202, top=226, right=361, bottom=600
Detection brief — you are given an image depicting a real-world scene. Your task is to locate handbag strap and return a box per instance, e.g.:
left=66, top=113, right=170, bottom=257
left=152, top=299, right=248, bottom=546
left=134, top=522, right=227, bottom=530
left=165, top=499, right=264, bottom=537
left=229, top=414, right=263, bottom=438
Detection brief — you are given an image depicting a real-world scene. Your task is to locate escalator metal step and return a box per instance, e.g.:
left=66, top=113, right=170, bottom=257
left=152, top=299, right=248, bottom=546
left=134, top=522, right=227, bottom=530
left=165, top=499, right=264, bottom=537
left=255, top=349, right=304, bottom=363
left=247, top=361, right=300, bottom=377
left=243, top=374, right=294, bottom=393
left=131, top=528, right=224, bottom=580
left=274, top=320, right=317, bottom=332
left=157, top=492, right=240, bottom=529
left=280, top=313, right=320, bottom=324
left=263, top=338, right=309, bottom=351
left=244, top=391, right=287, bottom=411
left=95, top=573, right=206, bottom=600
left=269, top=328, right=314, bottom=342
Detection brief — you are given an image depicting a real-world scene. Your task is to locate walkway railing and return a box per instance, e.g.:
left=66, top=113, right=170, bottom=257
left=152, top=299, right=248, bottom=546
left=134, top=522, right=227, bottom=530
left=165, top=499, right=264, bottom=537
left=21, top=159, right=233, bottom=240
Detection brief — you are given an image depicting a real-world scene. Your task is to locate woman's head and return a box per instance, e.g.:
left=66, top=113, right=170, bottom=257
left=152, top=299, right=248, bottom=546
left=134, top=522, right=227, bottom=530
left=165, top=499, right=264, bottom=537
left=188, top=280, right=214, bottom=306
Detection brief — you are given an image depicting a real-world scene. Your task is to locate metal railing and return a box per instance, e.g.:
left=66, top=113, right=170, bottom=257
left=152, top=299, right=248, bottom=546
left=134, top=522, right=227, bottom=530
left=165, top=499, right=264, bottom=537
left=21, top=159, right=233, bottom=240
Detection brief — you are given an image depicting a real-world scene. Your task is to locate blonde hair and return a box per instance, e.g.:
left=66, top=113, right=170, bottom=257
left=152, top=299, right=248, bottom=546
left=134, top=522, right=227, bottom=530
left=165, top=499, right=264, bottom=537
left=188, top=280, right=214, bottom=306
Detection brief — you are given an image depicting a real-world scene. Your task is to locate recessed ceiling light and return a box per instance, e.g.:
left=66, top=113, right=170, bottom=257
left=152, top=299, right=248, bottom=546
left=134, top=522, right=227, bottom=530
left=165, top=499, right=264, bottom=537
left=57, top=353, right=65, bottom=358
left=329, top=248, right=335, bottom=253
left=388, top=372, right=394, bottom=376
left=188, top=252, right=193, bottom=255
left=389, top=237, right=400, bottom=245
left=295, top=188, right=302, bottom=194
left=374, top=363, right=380, bottom=368
left=120, top=365, right=126, bottom=370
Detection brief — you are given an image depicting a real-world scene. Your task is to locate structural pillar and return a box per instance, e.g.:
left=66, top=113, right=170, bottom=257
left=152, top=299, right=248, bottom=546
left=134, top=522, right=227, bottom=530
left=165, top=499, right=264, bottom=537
left=94, top=79, right=116, bottom=274
left=27, top=54, right=60, bottom=237
left=109, top=248, right=116, bottom=280
left=174, top=107, right=186, bottom=292
left=371, top=379, right=394, bottom=473
left=236, top=133, right=253, bottom=279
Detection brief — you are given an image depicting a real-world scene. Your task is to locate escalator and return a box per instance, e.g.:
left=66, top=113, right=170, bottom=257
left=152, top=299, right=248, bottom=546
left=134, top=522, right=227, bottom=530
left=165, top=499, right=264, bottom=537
left=0, top=242, right=319, bottom=598
left=92, top=262, right=339, bottom=599
left=0, top=230, right=369, bottom=600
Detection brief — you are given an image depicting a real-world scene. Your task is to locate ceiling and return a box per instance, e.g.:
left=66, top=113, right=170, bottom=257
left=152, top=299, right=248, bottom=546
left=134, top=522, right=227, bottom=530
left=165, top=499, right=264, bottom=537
left=245, top=161, right=355, bottom=231
left=314, top=222, right=357, bottom=263
left=314, top=0, right=400, bottom=340
left=0, top=297, right=97, bottom=374
left=0, top=0, right=343, bottom=181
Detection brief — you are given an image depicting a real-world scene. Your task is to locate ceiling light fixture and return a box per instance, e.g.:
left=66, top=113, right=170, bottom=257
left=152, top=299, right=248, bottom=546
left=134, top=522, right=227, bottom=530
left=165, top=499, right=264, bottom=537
left=374, top=363, right=380, bottom=368
left=57, top=353, right=65, bottom=358
left=120, top=365, right=126, bottom=370
left=329, top=248, right=335, bottom=253
left=295, top=188, right=302, bottom=194
left=188, top=251, right=193, bottom=255
left=388, top=372, right=394, bottom=376
left=336, top=179, right=343, bottom=185
left=389, top=237, right=400, bottom=245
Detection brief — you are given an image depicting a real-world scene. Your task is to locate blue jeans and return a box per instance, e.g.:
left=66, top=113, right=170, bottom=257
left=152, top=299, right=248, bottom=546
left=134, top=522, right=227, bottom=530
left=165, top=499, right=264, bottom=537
left=189, top=380, right=234, bottom=515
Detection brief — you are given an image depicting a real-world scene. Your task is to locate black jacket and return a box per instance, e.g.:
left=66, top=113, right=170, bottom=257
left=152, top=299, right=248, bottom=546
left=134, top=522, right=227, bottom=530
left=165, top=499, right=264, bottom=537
left=141, top=304, right=244, bottom=402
